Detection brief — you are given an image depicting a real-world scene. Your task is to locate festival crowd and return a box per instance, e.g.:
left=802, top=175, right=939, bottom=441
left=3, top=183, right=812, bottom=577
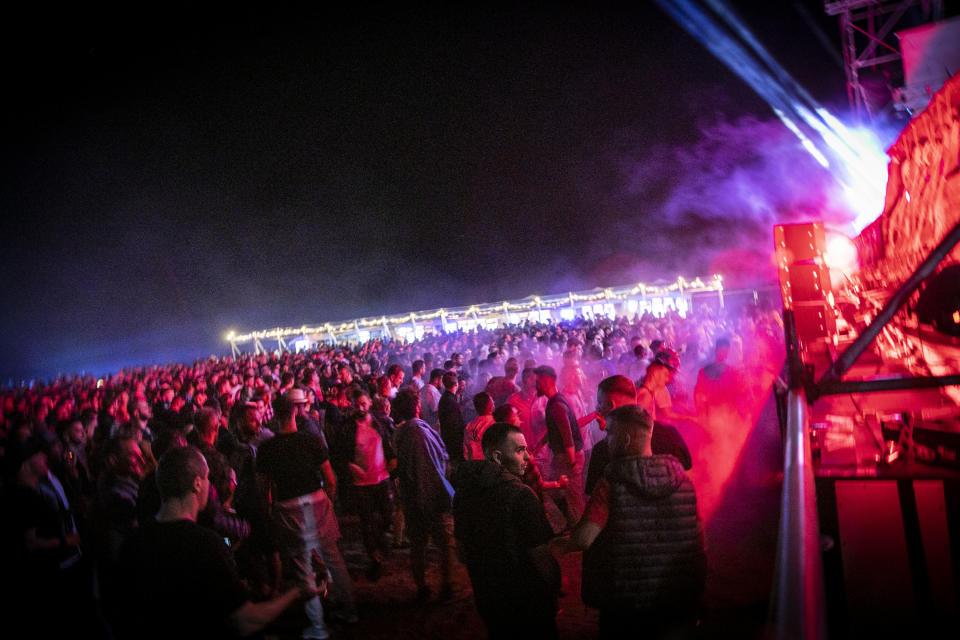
left=0, top=304, right=784, bottom=639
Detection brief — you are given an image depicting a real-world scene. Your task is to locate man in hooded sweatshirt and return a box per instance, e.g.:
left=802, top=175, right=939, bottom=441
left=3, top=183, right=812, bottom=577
left=569, top=404, right=706, bottom=638
left=452, top=422, right=561, bottom=640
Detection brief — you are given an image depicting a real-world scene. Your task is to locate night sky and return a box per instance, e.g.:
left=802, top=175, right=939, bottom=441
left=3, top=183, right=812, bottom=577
left=2, top=3, right=855, bottom=381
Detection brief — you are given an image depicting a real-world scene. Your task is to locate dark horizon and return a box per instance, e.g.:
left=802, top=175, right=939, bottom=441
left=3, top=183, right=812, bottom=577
left=1, top=4, right=887, bottom=382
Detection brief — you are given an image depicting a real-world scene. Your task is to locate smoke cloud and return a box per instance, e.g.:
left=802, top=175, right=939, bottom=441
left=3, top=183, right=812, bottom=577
left=582, top=111, right=887, bottom=290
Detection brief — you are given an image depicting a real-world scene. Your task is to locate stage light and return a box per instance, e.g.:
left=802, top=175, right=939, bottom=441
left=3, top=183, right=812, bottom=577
left=655, top=0, right=889, bottom=232
left=824, top=232, right=858, bottom=273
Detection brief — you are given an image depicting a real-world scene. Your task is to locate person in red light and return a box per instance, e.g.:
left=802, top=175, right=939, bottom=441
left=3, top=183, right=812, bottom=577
left=484, top=357, right=521, bottom=407
left=117, top=398, right=157, bottom=474
left=635, top=357, right=696, bottom=425
left=463, top=392, right=495, bottom=461
left=386, top=364, right=405, bottom=398
left=534, top=365, right=585, bottom=529
left=694, top=336, right=747, bottom=425
left=343, top=389, right=397, bottom=582
left=507, top=367, right=548, bottom=472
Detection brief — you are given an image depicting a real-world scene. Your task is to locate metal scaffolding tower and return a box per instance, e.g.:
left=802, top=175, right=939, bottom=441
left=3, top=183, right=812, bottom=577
left=824, top=0, right=943, bottom=120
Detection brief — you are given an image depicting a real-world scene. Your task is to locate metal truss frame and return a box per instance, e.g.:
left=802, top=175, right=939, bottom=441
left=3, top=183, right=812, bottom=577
left=824, top=0, right=943, bottom=120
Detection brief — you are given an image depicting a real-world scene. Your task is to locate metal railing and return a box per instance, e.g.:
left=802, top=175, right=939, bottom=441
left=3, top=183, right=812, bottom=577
left=770, top=312, right=827, bottom=639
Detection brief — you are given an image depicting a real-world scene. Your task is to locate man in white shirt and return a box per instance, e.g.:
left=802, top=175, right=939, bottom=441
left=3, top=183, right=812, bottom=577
left=419, top=368, right=444, bottom=430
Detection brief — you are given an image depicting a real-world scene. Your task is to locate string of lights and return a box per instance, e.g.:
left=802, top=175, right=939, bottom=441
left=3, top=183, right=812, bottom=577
left=226, top=274, right=725, bottom=352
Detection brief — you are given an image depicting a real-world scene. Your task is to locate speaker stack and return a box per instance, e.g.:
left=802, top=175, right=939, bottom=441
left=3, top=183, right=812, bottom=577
left=775, top=222, right=837, bottom=350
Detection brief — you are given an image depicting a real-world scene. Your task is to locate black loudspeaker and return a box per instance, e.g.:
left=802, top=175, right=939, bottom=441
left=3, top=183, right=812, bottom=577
left=916, top=264, right=960, bottom=337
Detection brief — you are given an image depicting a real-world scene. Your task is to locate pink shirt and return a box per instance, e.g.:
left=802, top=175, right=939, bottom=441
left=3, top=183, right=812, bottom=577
left=354, top=422, right=389, bottom=486
left=463, top=415, right=495, bottom=461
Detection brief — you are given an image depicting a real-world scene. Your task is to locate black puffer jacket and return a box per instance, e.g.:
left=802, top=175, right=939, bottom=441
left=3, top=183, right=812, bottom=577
left=582, top=454, right=706, bottom=614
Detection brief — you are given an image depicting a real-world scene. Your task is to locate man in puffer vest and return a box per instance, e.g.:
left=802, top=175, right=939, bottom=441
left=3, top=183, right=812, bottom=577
left=569, top=404, right=706, bottom=638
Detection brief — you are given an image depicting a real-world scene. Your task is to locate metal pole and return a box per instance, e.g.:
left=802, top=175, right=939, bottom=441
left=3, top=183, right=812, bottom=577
left=783, top=310, right=806, bottom=391
left=817, top=374, right=960, bottom=397
left=770, top=388, right=827, bottom=640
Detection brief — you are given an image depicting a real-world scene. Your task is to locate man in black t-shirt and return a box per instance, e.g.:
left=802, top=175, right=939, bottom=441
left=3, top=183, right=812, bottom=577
left=115, top=446, right=310, bottom=639
left=453, top=422, right=561, bottom=639
left=257, top=395, right=357, bottom=635
left=534, top=365, right=585, bottom=528
left=438, top=371, right=465, bottom=464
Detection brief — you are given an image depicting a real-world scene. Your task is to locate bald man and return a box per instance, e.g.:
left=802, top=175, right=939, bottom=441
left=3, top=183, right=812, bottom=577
left=585, top=375, right=692, bottom=495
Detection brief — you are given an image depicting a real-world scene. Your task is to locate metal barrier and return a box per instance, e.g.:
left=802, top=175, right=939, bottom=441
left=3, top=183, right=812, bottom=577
left=770, top=388, right=826, bottom=639
left=770, top=310, right=826, bottom=639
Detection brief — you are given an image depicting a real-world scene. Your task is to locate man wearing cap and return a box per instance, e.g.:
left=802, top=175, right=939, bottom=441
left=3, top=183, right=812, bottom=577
left=286, top=387, right=327, bottom=446
left=534, top=365, right=585, bottom=529
left=636, top=355, right=696, bottom=425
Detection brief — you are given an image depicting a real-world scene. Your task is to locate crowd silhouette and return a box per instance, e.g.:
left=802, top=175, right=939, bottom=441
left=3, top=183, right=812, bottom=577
left=0, top=303, right=785, bottom=639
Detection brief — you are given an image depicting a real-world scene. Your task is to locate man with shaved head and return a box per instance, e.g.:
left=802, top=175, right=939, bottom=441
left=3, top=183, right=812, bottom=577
left=570, top=405, right=705, bottom=638
left=585, top=375, right=692, bottom=495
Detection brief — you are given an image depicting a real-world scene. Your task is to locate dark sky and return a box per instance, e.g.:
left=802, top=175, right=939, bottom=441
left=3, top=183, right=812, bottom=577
left=2, top=3, right=853, bottom=381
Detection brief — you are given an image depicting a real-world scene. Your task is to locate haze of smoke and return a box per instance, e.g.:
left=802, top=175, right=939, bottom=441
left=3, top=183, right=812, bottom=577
left=594, top=113, right=875, bottom=288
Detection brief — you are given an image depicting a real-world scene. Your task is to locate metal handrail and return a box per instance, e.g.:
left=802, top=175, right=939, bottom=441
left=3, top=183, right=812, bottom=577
left=770, top=388, right=827, bottom=640
left=769, top=310, right=826, bottom=638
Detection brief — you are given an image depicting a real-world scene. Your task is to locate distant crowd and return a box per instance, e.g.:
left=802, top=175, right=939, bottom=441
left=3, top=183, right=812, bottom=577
left=0, top=304, right=784, bottom=639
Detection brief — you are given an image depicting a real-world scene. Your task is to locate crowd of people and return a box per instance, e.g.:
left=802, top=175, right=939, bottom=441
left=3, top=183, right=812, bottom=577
left=0, top=303, right=785, bottom=639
